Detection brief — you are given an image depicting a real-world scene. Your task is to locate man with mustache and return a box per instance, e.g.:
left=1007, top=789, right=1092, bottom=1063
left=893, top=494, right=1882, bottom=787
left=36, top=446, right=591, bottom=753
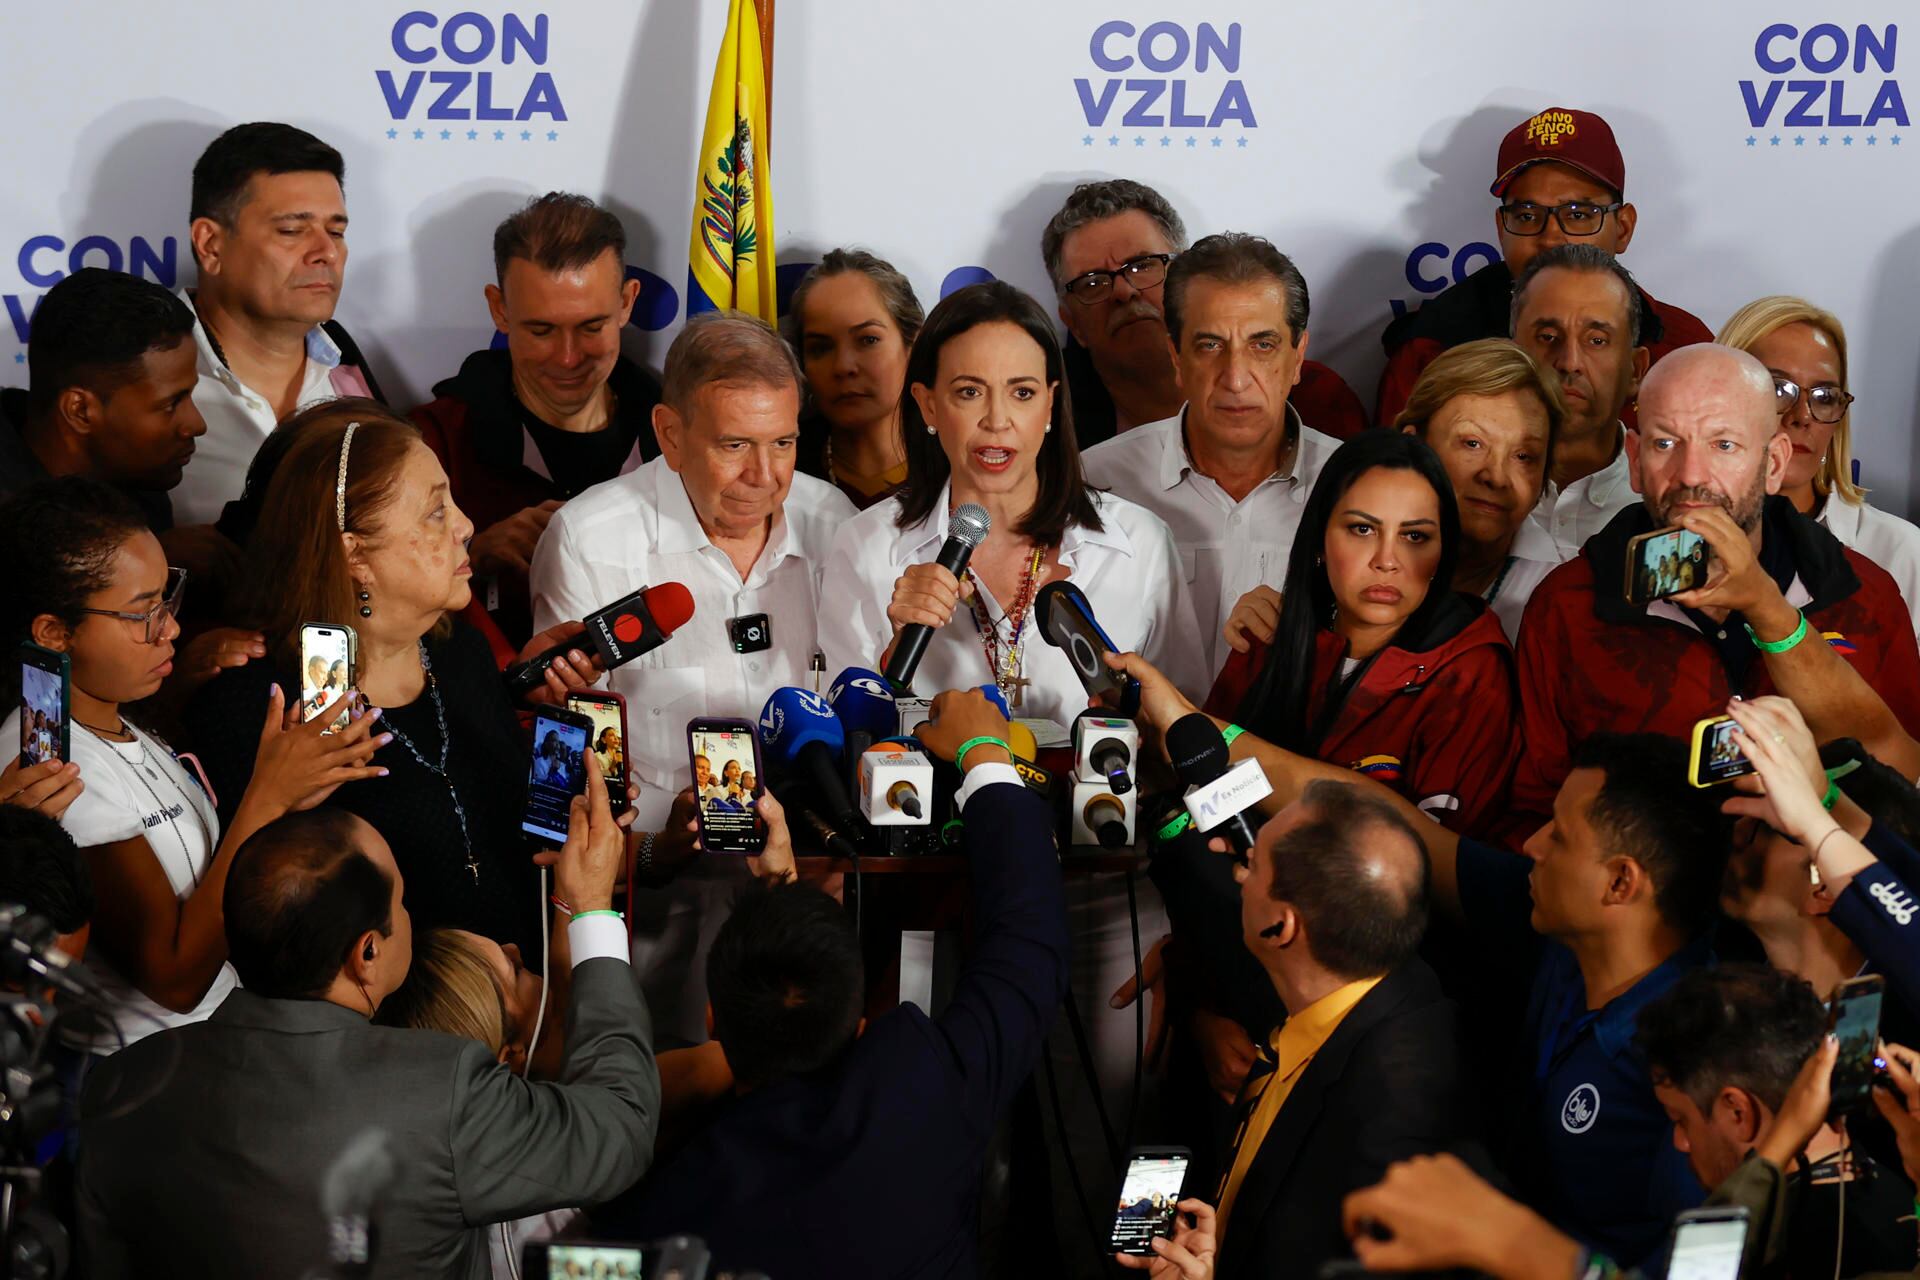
left=1375, top=106, right=1711, bottom=429
left=1039, top=179, right=1367, bottom=448
left=1081, top=232, right=1340, bottom=675
left=1508, top=245, right=1647, bottom=557
left=1506, top=343, right=1920, bottom=838
left=173, top=123, right=384, bottom=527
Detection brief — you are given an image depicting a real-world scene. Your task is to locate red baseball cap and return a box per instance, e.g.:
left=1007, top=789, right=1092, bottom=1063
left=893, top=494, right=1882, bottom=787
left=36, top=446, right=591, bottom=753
left=1489, top=108, right=1625, bottom=198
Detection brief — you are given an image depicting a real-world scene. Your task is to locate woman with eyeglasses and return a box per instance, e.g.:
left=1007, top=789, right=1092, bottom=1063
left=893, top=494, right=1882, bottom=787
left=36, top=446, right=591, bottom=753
left=0, top=477, right=385, bottom=1052
left=1719, top=297, right=1920, bottom=638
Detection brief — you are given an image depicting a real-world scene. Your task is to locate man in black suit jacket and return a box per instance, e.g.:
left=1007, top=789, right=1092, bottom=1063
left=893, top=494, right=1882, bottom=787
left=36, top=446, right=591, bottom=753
left=78, top=759, right=660, bottom=1280
left=592, top=688, right=1070, bottom=1279
left=1202, top=778, right=1472, bottom=1280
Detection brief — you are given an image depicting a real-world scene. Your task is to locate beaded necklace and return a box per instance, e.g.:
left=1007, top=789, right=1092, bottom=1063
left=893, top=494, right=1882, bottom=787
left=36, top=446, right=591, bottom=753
left=380, top=642, right=479, bottom=884
left=964, top=544, right=1046, bottom=709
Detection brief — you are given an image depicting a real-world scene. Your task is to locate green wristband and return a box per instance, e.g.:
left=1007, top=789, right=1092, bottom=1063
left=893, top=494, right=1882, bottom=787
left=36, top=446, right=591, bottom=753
left=570, top=909, right=622, bottom=923
left=1822, top=778, right=1841, bottom=810
left=1221, top=723, right=1246, bottom=746
left=954, top=735, right=1011, bottom=770
left=1745, top=611, right=1810, bottom=655
left=1156, top=811, right=1194, bottom=843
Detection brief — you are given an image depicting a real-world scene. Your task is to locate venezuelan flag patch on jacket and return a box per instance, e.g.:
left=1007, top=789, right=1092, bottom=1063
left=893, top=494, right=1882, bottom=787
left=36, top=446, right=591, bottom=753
left=1824, top=631, right=1858, bottom=654
left=1353, top=754, right=1403, bottom=783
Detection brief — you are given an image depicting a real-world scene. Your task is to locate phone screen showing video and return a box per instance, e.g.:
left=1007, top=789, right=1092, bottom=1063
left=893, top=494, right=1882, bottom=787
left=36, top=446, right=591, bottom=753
left=300, top=626, right=354, bottom=732
left=522, top=711, right=590, bottom=845
left=19, top=654, right=66, bottom=767
left=1828, top=982, right=1884, bottom=1114
left=539, top=1243, right=647, bottom=1279
left=568, top=696, right=629, bottom=816
left=689, top=725, right=764, bottom=853
left=1630, top=527, right=1708, bottom=604
left=1667, top=1216, right=1747, bottom=1280
left=1695, top=717, right=1756, bottom=786
left=1109, top=1152, right=1189, bottom=1254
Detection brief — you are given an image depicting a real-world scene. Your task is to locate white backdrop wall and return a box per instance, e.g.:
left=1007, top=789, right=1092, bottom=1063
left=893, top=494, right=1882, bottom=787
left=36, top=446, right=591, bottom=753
left=3, top=2, right=1916, bottom=510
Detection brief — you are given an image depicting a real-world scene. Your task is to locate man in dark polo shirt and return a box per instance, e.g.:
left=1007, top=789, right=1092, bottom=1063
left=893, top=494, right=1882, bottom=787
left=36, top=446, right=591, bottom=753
left=1376, top=106, right=1711, bottom=427
left=412, top=192, right=662, bottom=646
left=0, top=268, right=202, bottom=530
left=1038, top=178, right=1369, bottom=445
left=1511, top=344, right=1920, bottom=836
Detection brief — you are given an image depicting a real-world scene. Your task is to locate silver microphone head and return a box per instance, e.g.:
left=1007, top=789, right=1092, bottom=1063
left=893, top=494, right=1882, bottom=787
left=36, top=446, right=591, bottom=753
left=950, top=503, right=991, bottom=548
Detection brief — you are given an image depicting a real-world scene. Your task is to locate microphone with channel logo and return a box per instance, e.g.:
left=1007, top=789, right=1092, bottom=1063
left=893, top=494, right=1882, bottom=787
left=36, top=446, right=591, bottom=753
left=1167, top=713, right=1272, bottom=857
left=506, top=582, right=695, bottom=697
left=758, top=687, right=862, bottom=854
left=883, top=502, right=991, bottom=693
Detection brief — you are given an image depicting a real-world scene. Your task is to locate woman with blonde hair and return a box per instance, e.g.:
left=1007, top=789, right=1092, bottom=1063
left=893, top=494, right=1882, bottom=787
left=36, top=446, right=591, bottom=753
left=1719, top=296, right=1920, bottom=634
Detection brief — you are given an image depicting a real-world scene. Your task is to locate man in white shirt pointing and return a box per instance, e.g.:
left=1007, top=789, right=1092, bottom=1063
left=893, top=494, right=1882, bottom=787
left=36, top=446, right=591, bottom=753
left=1082, top=232, right=1338, bottom=678
left=531, top=310, right=855, bottom=1045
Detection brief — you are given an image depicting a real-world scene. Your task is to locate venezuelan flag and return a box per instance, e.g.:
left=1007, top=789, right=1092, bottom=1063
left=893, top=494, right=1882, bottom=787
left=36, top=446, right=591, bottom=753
left=1823, top=631, right=1858, bottom=655
left=687, top=0, right=776, bottom=323
left=1354, top=755, right=1403, bottom=784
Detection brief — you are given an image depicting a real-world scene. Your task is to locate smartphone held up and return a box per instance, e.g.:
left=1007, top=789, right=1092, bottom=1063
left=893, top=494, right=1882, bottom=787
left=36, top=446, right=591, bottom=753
left=1625, top=526, right=1708, bottom=606
left=298, top=622, right=357, bottom=733
left=17, top=642, right=70, bottom=767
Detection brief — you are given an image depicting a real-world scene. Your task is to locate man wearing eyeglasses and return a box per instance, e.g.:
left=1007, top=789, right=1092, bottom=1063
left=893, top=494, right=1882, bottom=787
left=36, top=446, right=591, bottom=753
left=1039, top=179, right=1368, bottom=448
left=1375, top=107, right=1711, bottom=429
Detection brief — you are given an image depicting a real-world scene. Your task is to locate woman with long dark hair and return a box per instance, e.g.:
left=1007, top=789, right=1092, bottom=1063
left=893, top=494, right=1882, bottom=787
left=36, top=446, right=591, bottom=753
left=1203, top=431, right=1520, bottom=833
left=817, top=280, right=1204, bottom=717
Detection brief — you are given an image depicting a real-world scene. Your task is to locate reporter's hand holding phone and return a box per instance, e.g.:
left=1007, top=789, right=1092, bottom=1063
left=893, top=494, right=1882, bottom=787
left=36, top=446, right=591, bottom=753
left=744, top=790, right=798, bottom=884
left=240, top=686, right=391, bottom=822
left=1670, top=506, right=1795, bottom=632
left=534, top=752, right=623, bottom=914
left=1725, top=696, right=1877, bottom=897
left=912, top=687, right=1011, bottom=769
left=1113, top=1199, right=1217, bottom=1278
left=1871, top=1042, right=1920, bottom=1188
left=1222, top=586, right=1282, bottom=655
left=0, top=755, right=84, bottom=821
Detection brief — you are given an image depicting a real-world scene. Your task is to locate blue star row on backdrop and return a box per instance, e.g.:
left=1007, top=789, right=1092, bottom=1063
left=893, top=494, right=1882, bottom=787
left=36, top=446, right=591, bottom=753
left=1083, top=134, right=1250, bottom=148
left=1744, top=134, right=1903, bottom=148
left=385, top=127, right=561, bottom=141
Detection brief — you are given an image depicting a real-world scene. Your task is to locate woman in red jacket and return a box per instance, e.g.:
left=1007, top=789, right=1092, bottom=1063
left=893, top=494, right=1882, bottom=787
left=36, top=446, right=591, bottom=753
left=1202, top=431, right=1520, bottom=834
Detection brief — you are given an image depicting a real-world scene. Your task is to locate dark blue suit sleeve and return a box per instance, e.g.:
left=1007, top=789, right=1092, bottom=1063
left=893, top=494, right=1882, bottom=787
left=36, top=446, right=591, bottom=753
left=936, top=781, right=1070, bottom=1138
left=1831, top=826, right=1920, bottom=1014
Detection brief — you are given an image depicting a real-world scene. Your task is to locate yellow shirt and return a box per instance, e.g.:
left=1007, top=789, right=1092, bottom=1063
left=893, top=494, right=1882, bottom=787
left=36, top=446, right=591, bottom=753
left=1215, top=976, right=1382, bottom=1236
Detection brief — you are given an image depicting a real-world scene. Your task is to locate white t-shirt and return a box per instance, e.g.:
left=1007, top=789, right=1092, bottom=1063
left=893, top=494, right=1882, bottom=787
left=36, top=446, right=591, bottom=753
left=0, top=710, right=239, bottom=1052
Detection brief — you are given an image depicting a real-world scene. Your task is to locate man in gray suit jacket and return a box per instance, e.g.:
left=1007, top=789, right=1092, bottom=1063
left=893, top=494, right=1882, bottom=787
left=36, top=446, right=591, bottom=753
left=77, top=757, right=660, bottom=1280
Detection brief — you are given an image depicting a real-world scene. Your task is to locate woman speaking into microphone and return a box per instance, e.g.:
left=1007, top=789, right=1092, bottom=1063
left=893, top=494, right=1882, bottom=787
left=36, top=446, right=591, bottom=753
left=817, top=280, right=1204, bottom=720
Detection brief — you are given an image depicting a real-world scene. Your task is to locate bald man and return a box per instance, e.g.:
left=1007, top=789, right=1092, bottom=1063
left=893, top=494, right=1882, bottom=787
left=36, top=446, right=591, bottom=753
left=1193, top=780, right=1468, bottom=1280
left=1506, top=342, right=1920, bottom=836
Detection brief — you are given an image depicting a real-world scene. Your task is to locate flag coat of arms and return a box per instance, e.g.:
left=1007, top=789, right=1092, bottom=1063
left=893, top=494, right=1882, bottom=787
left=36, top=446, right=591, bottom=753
left=688, top=0, right=776, bottom=323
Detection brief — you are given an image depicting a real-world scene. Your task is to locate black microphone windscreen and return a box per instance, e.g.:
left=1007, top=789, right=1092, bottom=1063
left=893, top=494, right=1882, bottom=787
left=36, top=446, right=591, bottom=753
left=1167, top=714, right=1231, bottom=785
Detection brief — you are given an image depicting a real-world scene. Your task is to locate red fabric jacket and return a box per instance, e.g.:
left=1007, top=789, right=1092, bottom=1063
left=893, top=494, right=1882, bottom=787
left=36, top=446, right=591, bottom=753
left=1205, top=597, right=1521, bottom=834
left=1509, top=499, right=1920, bottom=843
left=410, top=348, right=661, bottom=647
left=1373, top=260, right=1713, bottom=428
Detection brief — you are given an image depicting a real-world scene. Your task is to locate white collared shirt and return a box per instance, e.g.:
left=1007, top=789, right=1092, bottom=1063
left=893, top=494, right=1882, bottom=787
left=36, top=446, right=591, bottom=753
left=817, top=484, right=1208, bottom=725
left=1821, top=492, right=1920, bottom=640
left=1528, top=423, right=1637, bottom=558
left=530, top=457, right=857, bottom=827
left=1082, top=405, right=1337, bottom=676
left=173, top=291, right=367, bottom=525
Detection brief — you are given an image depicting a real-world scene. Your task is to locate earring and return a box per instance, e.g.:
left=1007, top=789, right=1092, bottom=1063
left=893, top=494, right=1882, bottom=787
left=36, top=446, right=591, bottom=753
left=926, top=424, right=937, bottom=436
left=1045, top=424, right=1053, bottom=435
left=358, top=588, right=372, bottom=619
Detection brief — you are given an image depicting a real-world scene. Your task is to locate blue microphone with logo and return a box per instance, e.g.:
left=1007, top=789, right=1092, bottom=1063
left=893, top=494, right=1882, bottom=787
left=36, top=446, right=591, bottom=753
left=758, top=687, right=861, bottom=854
left=827, top=668, right=899, bottom=750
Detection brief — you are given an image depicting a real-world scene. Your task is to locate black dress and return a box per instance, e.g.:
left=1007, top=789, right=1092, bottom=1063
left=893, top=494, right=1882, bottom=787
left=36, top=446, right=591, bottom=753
left=182, top=618, right=541, bottom=963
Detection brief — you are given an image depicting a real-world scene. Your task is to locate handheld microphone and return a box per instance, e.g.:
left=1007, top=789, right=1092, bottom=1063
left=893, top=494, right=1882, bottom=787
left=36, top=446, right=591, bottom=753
left=758, top=687, right=861, bottom=835
left=507, top=582, right=696, bottom=696
left=0, top=905, right=99, bottom=1000
left=857, top=746, right=934, bottom=825
left=1166, top=714, right=1271, bottom=855
left=1073, top=714, right=1138, bottom=795
left=1070, top=780, right=1137, bottom=849
left=319, top=1128, right=395, bottom=1279
left=883, top=502, right=991, bottom=691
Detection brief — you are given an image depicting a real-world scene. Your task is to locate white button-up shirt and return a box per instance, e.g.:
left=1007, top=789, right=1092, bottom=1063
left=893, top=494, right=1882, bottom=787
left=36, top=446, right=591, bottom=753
left=817, top=484, right=1208, bottom=726
left=530, top=456, right=856, bottom=828
left=1082, top=405, right=1338, bottom=676
left=173, top=292, right=370, bottom=524
left=1527, top=423, right=1637, bottom=558
left=1821, top=492, right=1920, bottom=640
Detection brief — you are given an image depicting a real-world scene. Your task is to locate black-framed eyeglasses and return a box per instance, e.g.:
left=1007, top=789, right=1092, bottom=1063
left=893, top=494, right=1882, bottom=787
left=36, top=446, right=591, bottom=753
left=1774, top=378, right=1854, bottom=424
left=1497, top=201, right=1624, bottom=238
left=77, top=567, right=187, bottom=644
left=1061, top=253, right=1175, bottom=305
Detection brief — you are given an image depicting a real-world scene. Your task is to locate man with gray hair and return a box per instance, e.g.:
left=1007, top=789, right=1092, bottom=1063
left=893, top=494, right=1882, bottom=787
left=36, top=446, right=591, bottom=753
left=1508, top=244, right=1649, bottom=555
left=1040, top=179, right=1366, bottom=447
left=1082, top=232, right=1341, bottom=671
left=531, top=310, right=856, bottom=1045
left=1507, top=342, right=1920, bottom=836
